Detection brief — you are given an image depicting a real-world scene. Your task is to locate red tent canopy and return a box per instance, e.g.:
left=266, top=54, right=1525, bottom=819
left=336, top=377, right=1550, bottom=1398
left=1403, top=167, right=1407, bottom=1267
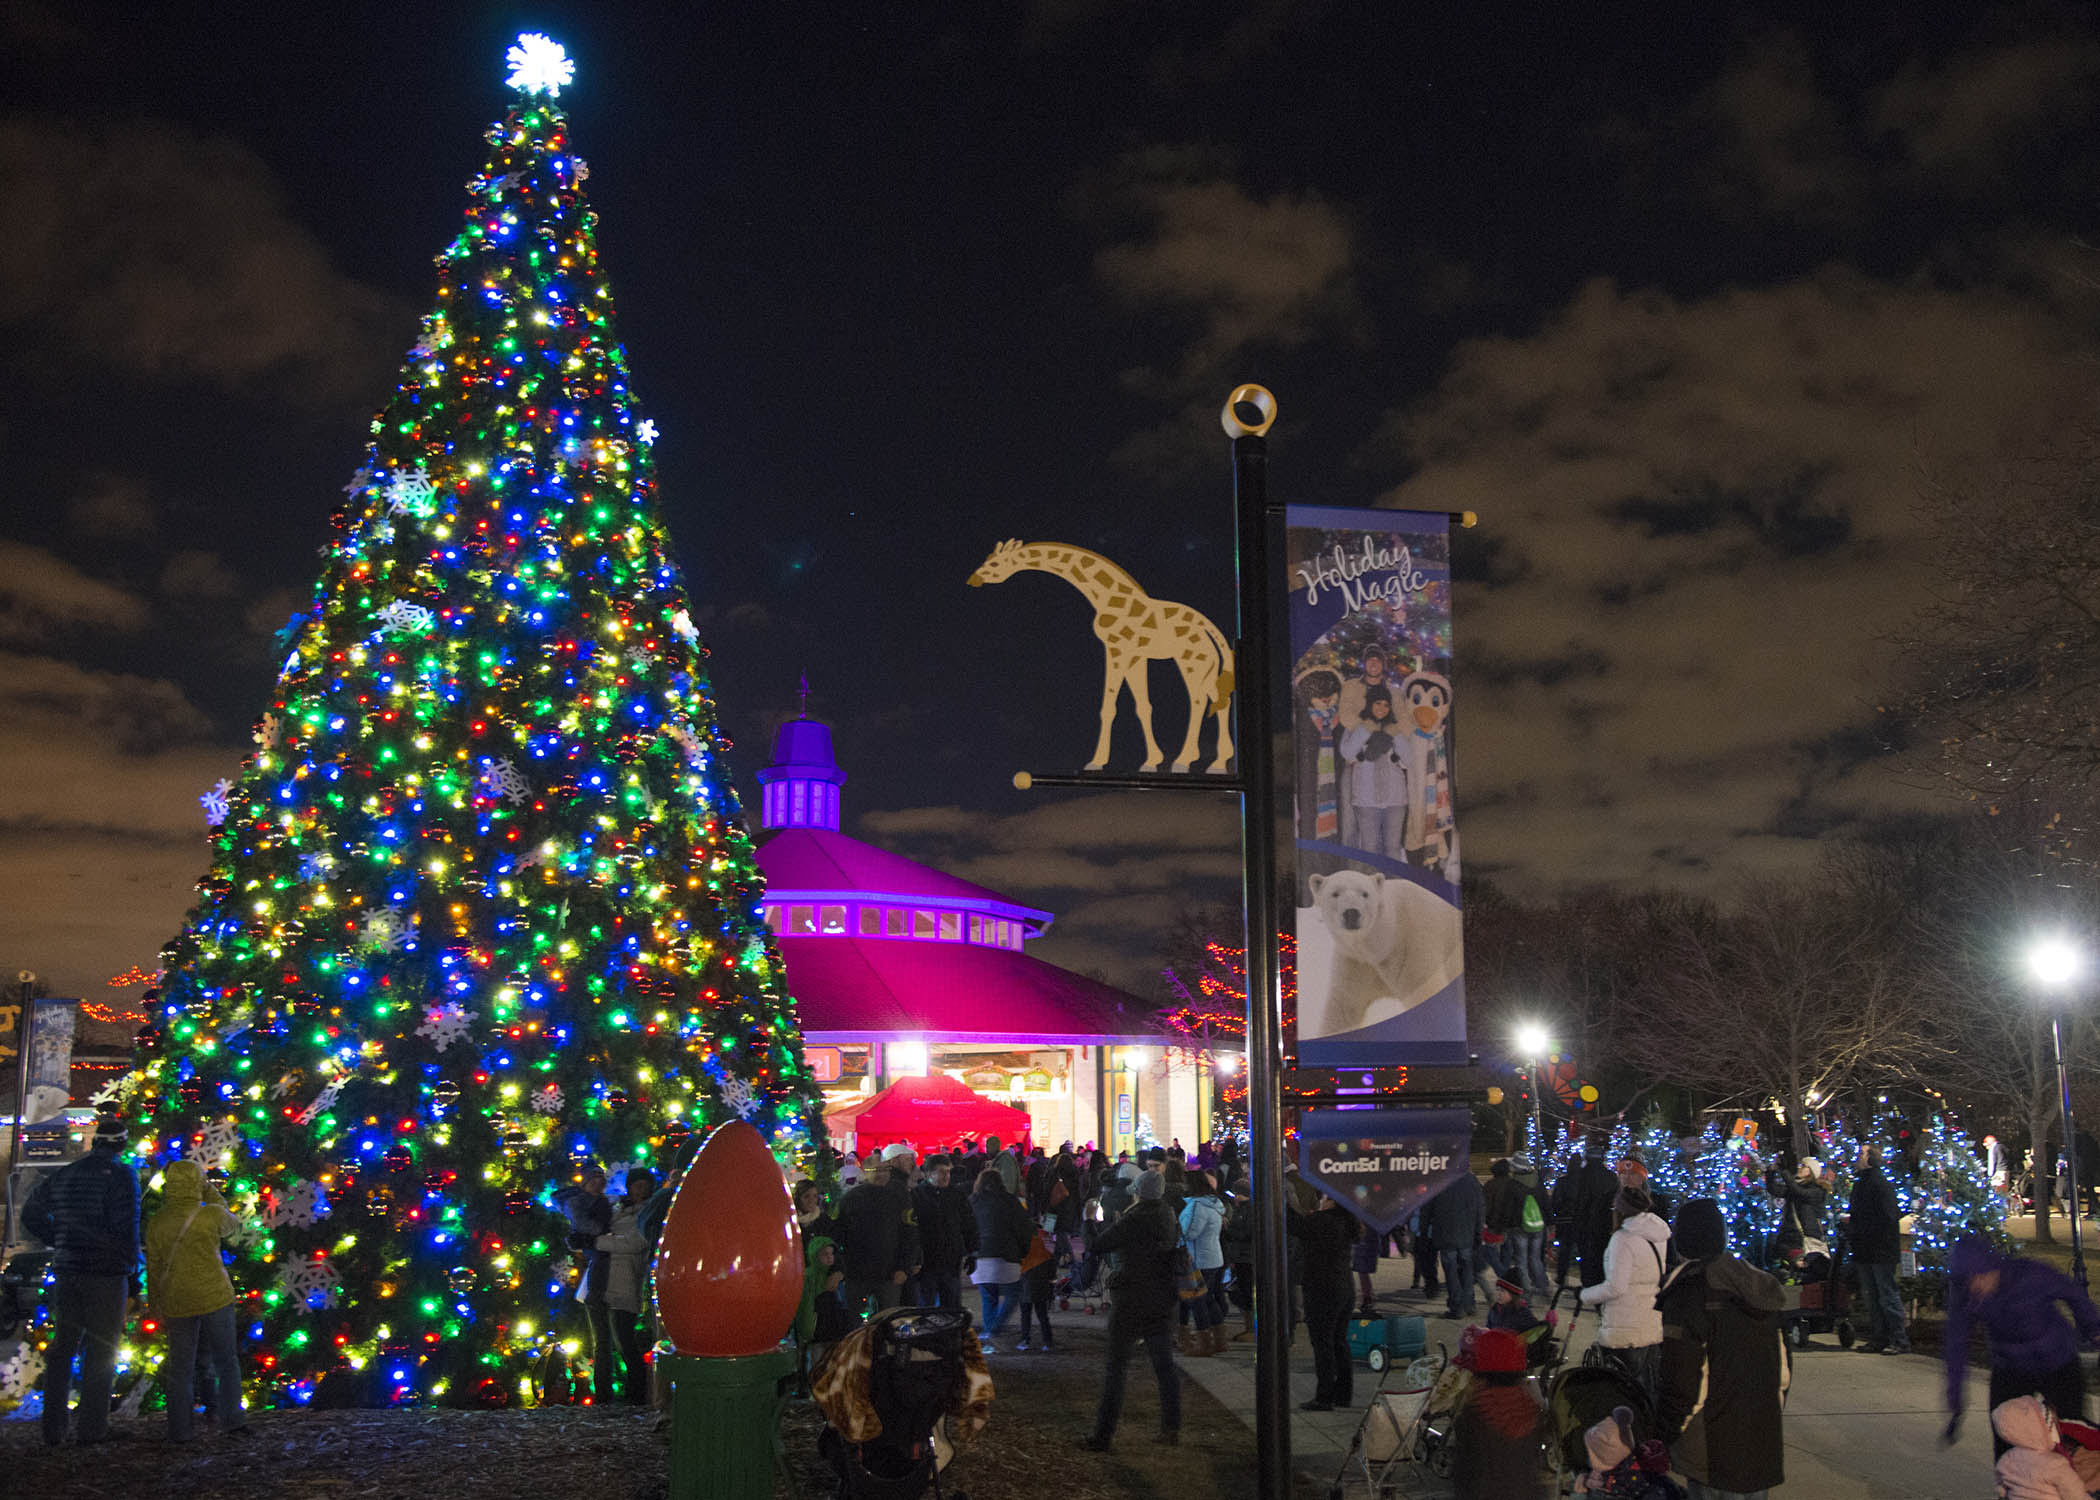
left=828, top=1073, right=1034, bottom=1155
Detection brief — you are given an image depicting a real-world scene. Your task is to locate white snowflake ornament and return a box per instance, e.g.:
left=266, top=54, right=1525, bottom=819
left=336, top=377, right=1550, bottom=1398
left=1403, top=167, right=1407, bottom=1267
left=89, top=1071, right=145, bottom=1111
left=0, top=1341, right=44, bottom=1407
left=264, top=1178, right=329, bottom=1230
left=666, top=724, right=705, bottom=767
left=530, top=1082, right=565, bottom=1116
left=372, top=599, right=436, bottom=637
left=277, top=1253, right=342, bottom=1309
left=201, top=778, right=234, bottom=827
left=636, top=419, right=659, bottom=446
left=363, top=905, right=412, bottom=953
left=477, top=757, right=531, bottom=806
left=719, top=1075, right=760, bottom=1120
left=295, top=1075, right=347, bottom=1126
left=384, top=467, right=438, bottom=519
left=417, top=1001, right=476, bottom=1053
left=194, top=1117, right=243, bottom=1166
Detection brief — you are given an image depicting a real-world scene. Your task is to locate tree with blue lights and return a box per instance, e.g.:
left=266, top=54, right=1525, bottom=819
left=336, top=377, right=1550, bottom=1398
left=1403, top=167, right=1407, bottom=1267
left=123, top=35, right=820, bottom=1408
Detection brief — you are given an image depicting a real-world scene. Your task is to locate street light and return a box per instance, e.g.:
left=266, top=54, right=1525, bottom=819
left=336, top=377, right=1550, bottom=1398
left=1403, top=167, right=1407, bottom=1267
left=2027, top=936, right=2089, bottom=1288
left=1515, top=1023, right=1550, bottom=1154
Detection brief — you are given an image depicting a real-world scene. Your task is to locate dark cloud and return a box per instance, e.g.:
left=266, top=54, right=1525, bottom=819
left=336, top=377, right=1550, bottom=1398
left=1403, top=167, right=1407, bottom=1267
left=66, top=473, right=157, bottom=539
left=0, top=116, right=411, bottom=399
left=158, top=550, right=241, bottom=601
left=0, top=541, right=150, bottom=641
left=1380, top=266, right=2091, bottom=895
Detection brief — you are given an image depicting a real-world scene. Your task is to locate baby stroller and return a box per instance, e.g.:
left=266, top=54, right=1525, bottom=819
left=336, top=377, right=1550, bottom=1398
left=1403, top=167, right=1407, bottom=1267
left=1776, top=1230, right=1854, bottom=1350
left=814, top=1307, right=990, bottom=1500
left=1546, top=1362, right=1653, bottom=1491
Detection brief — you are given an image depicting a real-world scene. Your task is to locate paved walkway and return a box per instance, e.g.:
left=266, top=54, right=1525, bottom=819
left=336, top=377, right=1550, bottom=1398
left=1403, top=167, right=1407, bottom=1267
left=1173, top=1258, right=2001, bottom=1497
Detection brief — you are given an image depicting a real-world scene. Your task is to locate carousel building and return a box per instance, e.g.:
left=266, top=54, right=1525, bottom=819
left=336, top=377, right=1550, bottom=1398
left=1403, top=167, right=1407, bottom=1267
left=751, top=712, right=1210, bottom=1155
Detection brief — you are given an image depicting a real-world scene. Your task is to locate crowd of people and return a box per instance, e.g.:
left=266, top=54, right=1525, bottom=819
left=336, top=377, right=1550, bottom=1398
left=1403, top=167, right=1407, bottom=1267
left=29, top=1113, right=2100, bottom=1500
left=789, top=1134, right=1257, bottom=1450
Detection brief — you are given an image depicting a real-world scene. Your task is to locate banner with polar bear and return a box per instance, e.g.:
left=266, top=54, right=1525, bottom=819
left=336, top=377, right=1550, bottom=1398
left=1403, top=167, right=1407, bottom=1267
left=1285, top=506, right=1464, bottom=1067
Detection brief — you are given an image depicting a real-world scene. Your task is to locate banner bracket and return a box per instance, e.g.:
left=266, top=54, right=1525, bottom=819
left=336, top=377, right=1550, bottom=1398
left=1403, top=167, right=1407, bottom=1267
left=1012, top=770, right=1245, bottom=793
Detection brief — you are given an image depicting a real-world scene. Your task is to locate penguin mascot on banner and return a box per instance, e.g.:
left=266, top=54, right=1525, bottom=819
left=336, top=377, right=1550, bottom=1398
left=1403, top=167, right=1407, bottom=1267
left=1399, top=670, right=1456, bottom=883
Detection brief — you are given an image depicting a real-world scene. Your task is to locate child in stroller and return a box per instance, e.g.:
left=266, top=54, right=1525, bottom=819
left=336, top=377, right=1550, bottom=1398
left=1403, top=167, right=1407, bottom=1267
left=812, top=1307, right=993, bottom=1500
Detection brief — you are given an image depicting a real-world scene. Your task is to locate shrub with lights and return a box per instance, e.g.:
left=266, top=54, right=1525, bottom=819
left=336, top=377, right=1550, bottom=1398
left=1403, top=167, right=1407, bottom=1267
left=121, top=35, right=821, bottom=1408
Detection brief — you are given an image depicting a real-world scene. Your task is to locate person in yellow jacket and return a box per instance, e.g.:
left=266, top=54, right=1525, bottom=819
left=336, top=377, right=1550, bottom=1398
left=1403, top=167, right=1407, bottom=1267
left=145, top=1159, right=249, bottom=1441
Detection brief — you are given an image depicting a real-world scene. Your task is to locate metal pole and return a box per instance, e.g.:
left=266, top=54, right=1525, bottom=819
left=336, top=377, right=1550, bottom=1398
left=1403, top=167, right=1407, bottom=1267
left=1226, top=386, right=1290, bottom=1500
left=5, top=974, right=36, bottom=1253
left=2055, top=1010, right=2088, bottom=1288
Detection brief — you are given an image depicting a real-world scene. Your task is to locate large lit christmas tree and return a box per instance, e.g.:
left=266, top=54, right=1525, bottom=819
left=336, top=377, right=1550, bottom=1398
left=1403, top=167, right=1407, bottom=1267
left=124, top=35, right=820, bottom=1407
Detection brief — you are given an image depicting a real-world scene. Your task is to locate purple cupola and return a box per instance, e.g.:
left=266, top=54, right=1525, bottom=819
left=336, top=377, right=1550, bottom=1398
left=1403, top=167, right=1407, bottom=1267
left=757, top=711, right=847, bottom=832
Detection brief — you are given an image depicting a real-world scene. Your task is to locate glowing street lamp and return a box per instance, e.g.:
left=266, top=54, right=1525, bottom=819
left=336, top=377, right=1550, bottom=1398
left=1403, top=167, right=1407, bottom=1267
left=1514, top=1023, right=1551, bottom=1149
left=2028, top=936, right=2089, bottom=1288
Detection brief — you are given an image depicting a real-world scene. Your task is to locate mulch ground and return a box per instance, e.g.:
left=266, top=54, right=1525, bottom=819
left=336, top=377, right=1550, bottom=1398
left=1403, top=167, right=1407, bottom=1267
left=2, top=1314, right=1319, bottom=1500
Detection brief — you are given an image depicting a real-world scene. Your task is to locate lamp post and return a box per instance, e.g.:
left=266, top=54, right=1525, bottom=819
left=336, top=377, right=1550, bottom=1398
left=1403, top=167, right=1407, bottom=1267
left=2028, top=936, right=2089, bottom=1289
left=1514, top=1023, right=1550, bottom=1155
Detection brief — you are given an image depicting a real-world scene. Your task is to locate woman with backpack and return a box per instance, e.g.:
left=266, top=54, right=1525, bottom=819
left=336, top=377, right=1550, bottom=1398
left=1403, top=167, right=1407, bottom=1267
left=1507, top=1153, right=1551, bottom=1294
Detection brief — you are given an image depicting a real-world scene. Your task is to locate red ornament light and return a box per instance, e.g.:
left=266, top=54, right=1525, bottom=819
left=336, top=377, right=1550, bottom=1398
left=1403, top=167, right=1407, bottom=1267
left=653, top=1120, right=801, bottom=1356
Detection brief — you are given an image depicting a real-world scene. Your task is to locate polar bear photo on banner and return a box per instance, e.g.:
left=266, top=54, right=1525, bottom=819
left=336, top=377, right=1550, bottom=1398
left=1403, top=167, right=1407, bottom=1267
left=1302, top=867, right=1463, bottom=1037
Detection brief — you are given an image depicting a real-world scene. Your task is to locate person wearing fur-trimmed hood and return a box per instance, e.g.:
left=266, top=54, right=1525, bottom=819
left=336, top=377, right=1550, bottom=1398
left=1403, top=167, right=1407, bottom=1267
left=1654, top=1197, right=1790, bottom=1499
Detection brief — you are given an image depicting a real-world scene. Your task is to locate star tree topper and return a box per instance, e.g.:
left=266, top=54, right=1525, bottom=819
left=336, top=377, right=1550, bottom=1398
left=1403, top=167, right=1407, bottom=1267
left=506, top=32, right=574, bottom=96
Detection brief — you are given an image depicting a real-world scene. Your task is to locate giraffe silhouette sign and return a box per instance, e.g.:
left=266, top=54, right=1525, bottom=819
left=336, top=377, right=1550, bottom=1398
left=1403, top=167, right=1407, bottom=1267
left=1287, top=506, right=1465, bottom=1068
left=968, top=540, right=1234, bottom=774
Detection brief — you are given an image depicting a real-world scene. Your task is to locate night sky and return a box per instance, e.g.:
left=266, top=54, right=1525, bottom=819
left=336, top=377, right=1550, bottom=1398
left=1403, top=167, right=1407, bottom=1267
left=6, top=3, right=2100, bottom=996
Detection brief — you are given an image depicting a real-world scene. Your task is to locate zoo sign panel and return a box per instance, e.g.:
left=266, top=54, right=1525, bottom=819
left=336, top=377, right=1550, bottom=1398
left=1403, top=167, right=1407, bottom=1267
left=1298, top=1108, right=1474, bottom=1234
left=1285, top=506, right=1466, bottom=1067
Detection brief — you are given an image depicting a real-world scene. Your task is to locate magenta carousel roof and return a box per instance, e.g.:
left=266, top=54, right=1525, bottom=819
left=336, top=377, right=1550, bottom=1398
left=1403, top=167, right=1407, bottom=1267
left=773, top=932, right=1165, bottom=1045
left=750, top=710, right=1166, bottom=1045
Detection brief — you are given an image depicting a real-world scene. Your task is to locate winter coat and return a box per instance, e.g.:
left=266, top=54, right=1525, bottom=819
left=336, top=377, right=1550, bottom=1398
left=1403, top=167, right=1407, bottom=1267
left=1289, top=1203, right=1360, bottom=1300
left=1775, top=1174, right=1828, bottom=1251
left=1945, top=1255, right=2100, bottom=1415
left=1218, top=1191, right=1255, bottom=1266
left=1566, top=1159, right=1620, bottom=1260
left=143, top=1159, right=238, bottom=1319
left=21, top=1147, right=140, bottom=1281
left=1093, top=1198, right=1180, bottom=1328
left=1483, top=1172, right=1527, bottom=1235
left=1994, top=1395, right=2091, bottom=1500
left=1847, top=1165, right=1902, bottom=1265
left=1449, top=1377, right=1549, bottom=1499
left=1426, top=1172, right=1486, bottom=1253
left=1180, top=1193, right=1226, bottom=1271
left=1579, top=1212, right=1672, bottom=1347
left=591, top=1202, right=651, bottom=1314
left=797, top=1236, right=850, bottom=1344
left=1655, top=1253, right=1790, bottom=1494
left=554, top=1184, right=613, bottom=1302
left=970, top=1184, right=1035, bottom=1267
left=836, top=1176, right=921, bottom=1283
left=913, top=1180, right=972, bottom=1276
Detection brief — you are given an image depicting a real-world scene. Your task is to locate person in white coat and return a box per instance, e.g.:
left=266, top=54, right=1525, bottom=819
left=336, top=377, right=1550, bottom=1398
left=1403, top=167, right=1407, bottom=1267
left=586, top=1170, right=657, bottom=1404
left=1578, top=1186, right=1671, bottom=1407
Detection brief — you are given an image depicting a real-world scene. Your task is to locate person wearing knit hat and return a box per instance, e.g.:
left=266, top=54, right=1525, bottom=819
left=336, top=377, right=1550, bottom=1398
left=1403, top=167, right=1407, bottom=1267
left=1943, top=1233, right=2100, bottom=1458
left=21, top=1114, right=140, bottom=1445
left=1654, top=1197, right=1788, bottom=1498
left=1449, top=1327, right=1548, bottom=1496
left=1081, top=1165, right=1182, bottom=1451
left=1770, top=1155, right=1830, bottom=1264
